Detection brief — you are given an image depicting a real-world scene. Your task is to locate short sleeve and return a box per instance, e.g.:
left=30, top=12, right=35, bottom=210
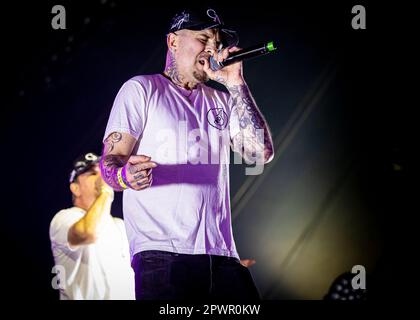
left=103, top=78, right=149, bottom=142
left=49, top=208, right=85, bottom=252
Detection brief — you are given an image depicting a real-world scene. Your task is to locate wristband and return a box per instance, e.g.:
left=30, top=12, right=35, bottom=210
left=117, top=167, right=128, bottom=189
left=121, top=165, right=132, bottom=189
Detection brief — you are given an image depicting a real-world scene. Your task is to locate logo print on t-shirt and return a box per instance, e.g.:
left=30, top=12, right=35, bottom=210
left=207, top=108, right=228, bottom=130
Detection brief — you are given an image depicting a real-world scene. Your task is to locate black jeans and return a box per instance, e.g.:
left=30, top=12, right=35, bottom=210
left=132, top=250, right=261, bottom=301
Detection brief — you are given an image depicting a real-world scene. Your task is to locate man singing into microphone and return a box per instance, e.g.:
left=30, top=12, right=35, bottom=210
left=100, top=8, right=274, bottom=300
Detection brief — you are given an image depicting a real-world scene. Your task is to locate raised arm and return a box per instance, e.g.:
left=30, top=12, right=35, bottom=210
left=203, top=46, right=274, bottom=165
left=68, top=178, right=114, bottom=246
left=227, top=83, right=274, bottom=164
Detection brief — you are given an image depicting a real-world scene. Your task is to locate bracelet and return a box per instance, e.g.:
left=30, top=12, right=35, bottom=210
left=121, top=165, right=131, bottom=189
left=117, top=167, right=128, bottom=189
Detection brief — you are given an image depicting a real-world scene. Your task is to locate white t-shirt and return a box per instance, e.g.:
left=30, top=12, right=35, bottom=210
left=49, top=207, right=135, bottom=300
left=103, top=74, right=241, bottom=260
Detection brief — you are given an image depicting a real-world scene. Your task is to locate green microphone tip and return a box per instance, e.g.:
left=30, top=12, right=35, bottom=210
left=266, top=41, right=277, bottom=52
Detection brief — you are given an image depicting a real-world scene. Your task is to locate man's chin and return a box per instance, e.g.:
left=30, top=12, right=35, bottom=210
left=192, top=70, right=209, bottom=83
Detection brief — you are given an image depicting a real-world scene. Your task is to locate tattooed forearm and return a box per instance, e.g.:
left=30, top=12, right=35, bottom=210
left=104, top=132, right=123, bottom=153
left=99, top=154, right=126, bottom=191
left=228, top=84, right=274, bottom=163
left=100, top=132, right=127, bottom=190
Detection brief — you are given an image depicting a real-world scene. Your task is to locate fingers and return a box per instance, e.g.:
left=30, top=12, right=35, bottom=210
left=211, top=47, right=242, bottom=67
left=228, top=46, right=242, bottom=53
left=127, top=161, right=157, bottom=174
left=128, top=154, right=151, bottom=164
left=132, top=171, right=144, bottom=180
left=240, top=259, right=256, bottom=268
left=215, top=48, right=229, bottom=62
left=136, top=177, right=153, bottom=190
left=95, top=175, right=105, bottom=192
left=212, top=48, right=230, bottom=63
left=134, top=176, right=149, bottom=186
left=100, top=183, right=114, bottom=198
left=204, top=47, right=243, bottom=82
left=124, top=161, right=155, bottom=191
left=132, top=168, right=152, bottom=180
left=130, top=172, right=153, bottom=191
left=214, top=46, right=241, bottom=62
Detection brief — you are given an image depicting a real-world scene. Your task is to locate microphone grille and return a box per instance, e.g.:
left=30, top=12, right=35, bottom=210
left=209, top=56, right=222, bottom=71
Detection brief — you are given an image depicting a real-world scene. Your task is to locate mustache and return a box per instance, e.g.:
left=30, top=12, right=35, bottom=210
left=197, top=52, right=211, bottom=63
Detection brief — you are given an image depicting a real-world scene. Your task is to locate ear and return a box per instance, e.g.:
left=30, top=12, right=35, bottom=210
left=167, top=32, right=178, bottom=52
left=70, top=182, right=81, bottom=198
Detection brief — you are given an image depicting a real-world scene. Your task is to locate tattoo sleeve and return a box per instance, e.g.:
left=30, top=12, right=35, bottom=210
left=228, top=84, right=274, bottom=163
left=99, top=133, right=126, bottom=191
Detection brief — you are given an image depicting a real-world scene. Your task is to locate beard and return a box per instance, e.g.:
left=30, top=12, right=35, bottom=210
left=192, top=69, right=209, bottom=83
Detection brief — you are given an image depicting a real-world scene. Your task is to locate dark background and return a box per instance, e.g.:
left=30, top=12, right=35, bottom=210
left=2, top=0, right=408, bottom=301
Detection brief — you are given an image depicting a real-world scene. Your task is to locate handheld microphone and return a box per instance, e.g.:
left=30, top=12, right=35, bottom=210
left=209, top=41, right=277, bottom=71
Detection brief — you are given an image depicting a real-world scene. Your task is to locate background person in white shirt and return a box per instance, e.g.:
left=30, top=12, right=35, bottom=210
left=49, top=152, right=135, bottom=300
left=100, top=7, right=274, bottom=300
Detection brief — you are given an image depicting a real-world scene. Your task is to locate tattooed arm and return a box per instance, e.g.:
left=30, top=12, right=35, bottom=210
left=203, top=46, right=274, bottom=164
left=228, top=83, right=274, bottom=164
left=100, top=132, right=157, bottom=191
